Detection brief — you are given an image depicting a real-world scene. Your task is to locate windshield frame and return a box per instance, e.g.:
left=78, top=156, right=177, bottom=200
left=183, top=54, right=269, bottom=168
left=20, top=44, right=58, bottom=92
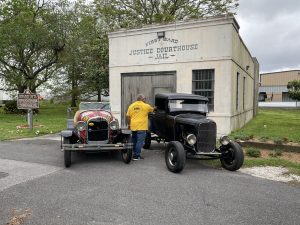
left=79, top=102, right=111, bottom=111
left=168, top=99, right=208, bottom=113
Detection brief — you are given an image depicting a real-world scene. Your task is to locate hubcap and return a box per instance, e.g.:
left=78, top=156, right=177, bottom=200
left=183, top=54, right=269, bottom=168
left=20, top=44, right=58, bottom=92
left=224, top=148, right=235, bottom=165
left=168, top=148, right=177, bottom=167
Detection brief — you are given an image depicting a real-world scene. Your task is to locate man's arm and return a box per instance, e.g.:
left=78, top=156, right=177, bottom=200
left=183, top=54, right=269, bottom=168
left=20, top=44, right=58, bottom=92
left=148, top=104, right=155, bottom=112
left=73, top=111, right=80, bottom=124
left=126, top=115, right=131, bottom=130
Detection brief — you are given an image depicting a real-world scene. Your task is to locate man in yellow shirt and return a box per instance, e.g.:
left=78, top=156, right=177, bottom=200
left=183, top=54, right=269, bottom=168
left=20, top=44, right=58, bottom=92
left=126, top=94, right=154, bottom=160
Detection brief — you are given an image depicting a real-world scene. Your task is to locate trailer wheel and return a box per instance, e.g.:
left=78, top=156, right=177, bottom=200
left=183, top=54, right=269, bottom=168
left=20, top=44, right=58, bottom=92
left=220, top=141, right=244, bottom=171
left=63, top=137, right=72, bottom=168
left=165, top=141, right=186, bottom=173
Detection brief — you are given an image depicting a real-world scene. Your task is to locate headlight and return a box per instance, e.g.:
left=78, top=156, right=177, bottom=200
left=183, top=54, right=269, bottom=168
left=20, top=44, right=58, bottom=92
left=110, top=120, right=119, bottom=130
left=76, top=121, right=86, bottom=131
left=220, top=135, right=230, bottom=145
left=186, top=134, right=197, bottom=145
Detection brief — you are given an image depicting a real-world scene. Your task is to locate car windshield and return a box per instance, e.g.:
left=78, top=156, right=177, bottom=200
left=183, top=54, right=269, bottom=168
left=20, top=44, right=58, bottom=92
left=79, top=102, right=111, bottom=111
left=168, top=99, right=208, bottom=113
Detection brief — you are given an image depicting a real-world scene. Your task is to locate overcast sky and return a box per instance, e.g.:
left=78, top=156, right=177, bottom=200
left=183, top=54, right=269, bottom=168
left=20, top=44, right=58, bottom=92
left=235, top=0, right=300, bottom=73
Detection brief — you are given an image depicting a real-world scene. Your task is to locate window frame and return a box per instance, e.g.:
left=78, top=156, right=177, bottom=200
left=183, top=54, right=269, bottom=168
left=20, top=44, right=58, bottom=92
left=192, top=69, right=215, bottom=112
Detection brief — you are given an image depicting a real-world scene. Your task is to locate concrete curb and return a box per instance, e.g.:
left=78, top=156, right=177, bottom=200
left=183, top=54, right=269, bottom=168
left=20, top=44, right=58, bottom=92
left=237, top=140, right=300, bottom=153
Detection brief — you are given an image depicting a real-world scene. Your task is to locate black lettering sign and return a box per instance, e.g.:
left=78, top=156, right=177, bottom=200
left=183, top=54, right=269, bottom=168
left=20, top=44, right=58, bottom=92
left=129, top=37, right=199, bottom=60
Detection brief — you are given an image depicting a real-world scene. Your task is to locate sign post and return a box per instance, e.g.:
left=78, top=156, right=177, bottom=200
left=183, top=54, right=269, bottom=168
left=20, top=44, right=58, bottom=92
left=17, top=90, right=39, bottom=130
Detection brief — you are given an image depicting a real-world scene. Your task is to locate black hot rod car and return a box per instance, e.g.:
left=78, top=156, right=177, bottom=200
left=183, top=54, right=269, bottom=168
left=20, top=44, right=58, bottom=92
left=61, top=102, right=132, bottom=167
left=144, top=93, right=244, bottom=173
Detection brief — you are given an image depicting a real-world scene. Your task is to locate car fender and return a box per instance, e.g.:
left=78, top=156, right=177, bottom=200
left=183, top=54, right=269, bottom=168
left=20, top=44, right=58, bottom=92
left=61, top=130, right=73, bottom=138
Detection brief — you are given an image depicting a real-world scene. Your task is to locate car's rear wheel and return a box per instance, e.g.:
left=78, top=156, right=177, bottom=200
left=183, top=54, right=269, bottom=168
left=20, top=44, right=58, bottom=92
left=143, top=132, right=151, bottom=149
left=63, top=137, right=72, bottom=168
left=220, top=141, right=244, bottom=171
left=121, top=135, right=132, bottom=164
left=165, top=141, right=186, bottom=173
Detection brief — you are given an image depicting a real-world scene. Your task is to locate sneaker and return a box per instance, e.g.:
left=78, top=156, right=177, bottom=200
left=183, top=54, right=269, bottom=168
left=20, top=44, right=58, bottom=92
left=132, top=156, right=144, bottom=160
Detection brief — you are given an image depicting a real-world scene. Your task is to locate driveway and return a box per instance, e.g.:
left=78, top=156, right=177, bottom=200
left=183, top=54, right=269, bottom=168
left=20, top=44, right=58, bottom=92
left=0, top=135, right=299, bottom=225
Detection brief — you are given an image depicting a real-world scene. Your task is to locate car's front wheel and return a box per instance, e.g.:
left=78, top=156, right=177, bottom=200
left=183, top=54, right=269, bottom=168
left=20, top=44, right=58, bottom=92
left=165, top=141, right=186, bottom=173
left=220, top=141, right=244, bottom=171
left=121, top=135, right=132, bottom=164
left=63, top=137, right=72, bottom=168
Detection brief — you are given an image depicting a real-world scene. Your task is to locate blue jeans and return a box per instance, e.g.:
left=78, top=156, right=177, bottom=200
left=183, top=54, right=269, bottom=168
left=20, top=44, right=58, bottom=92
left=131, top=131, right=146, bottom=157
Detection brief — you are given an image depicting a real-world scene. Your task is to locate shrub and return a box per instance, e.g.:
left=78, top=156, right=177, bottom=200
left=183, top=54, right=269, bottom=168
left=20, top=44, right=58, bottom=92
left=259, top=136, right=269, bottom=142
left=269, top=149, right=283, bottom=157
left=273, top=138, right=283, bottom=145
left=246, top=147, right=261, bottom=158
left=3, top=100, right=39, bottom=114
left=283, top=137, right=289, bottom=143
left=232, top=133, right=251, bottom=141
left=249, top=134, right=254, bottom=139
left=3, top=100, right=19, bottom=114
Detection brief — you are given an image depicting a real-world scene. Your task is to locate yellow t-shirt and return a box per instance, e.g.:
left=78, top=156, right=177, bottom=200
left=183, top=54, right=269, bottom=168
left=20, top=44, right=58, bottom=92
left=126, top=101, right=154, bottom=131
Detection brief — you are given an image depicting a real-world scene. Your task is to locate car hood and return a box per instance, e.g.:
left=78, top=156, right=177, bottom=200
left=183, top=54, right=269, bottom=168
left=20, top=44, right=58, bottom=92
left=173, top=113, right=212, bottom=126
left=77, top=110, right=113, bottom=122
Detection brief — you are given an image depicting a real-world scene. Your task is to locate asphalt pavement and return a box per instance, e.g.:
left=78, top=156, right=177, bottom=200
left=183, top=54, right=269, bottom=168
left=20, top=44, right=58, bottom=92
left=0, top=134, right=299, bottom=225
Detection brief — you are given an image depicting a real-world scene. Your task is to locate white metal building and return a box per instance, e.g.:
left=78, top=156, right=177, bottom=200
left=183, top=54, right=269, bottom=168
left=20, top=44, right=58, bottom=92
left=108, top=15, right=259, bottom=135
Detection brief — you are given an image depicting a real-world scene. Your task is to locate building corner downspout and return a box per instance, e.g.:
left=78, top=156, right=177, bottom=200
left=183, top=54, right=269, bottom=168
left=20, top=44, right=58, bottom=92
left=252, top=57, right=260, bottom=116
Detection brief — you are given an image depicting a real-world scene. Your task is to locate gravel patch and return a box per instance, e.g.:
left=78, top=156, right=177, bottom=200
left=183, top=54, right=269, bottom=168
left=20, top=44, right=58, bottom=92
left=240, top=166, right=300, bottom=183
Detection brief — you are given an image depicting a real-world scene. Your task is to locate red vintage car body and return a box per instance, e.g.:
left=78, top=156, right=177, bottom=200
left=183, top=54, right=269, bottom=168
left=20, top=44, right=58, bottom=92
left=60, top=102, right=132, bottom=167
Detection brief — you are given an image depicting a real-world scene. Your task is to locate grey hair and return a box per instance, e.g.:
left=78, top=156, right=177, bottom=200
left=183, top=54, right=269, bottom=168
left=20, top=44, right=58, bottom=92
left=137, top=94, right=145, bottom=101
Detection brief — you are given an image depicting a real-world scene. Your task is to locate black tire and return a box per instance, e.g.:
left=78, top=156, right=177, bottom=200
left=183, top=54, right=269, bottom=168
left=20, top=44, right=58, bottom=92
left=165, top=141, right=186, bottom=173
left=220, top=141, right=244, bottom=171
left=143, top=132, right=151, bottom=149
left=63, top=137, right=72, bottom=168
left=121, top=135, right=132, bottom=164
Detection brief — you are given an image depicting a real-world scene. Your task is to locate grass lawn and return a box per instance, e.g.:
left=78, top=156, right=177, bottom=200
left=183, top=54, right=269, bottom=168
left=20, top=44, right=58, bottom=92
left=230, top=108, right=300, bottom=143
left=0, top=102, right=70, bottom=141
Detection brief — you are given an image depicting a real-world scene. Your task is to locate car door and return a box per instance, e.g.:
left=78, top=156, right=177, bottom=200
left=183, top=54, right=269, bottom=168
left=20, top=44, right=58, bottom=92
left=150, top=109, right=167, bottom=139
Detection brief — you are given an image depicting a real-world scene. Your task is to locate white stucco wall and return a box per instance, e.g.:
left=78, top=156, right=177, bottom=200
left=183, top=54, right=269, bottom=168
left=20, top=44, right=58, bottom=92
left=109, top=16, right=258, bottom=135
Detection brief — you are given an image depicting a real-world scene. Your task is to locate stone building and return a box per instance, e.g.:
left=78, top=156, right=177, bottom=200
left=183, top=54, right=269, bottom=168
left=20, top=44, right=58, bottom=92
left=108, top=15, right=259, bottom=135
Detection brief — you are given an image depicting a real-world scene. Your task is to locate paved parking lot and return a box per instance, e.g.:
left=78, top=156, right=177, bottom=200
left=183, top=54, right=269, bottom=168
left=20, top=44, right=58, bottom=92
left=0, top=135, right=299, bottom=225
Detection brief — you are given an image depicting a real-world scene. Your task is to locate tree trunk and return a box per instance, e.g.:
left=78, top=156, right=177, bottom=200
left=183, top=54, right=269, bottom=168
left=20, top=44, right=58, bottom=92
left=18, top=85, right=27, bottom=93
left=71, top=93, right=77, bottom=107
left=97, top=89, right=101, bottom=102
left=71, top=70, right=77, bottom=107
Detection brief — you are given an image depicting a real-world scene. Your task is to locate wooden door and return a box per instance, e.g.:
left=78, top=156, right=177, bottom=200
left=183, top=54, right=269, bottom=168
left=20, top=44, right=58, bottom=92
left=121, top=71, right=176, bottom=126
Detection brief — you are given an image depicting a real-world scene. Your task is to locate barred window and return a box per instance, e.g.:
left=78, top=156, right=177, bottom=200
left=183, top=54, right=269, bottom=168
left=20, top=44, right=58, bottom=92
left=192, top=69, right=215, bottom=112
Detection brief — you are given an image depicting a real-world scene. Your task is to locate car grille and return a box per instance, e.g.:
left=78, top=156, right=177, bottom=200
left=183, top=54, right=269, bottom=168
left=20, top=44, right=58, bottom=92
left=196, top=120, right=216, bottom=152
left=87, top=118, right=109, bottom=142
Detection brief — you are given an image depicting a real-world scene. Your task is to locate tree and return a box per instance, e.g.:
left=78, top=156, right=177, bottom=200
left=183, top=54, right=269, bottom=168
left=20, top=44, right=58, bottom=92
left=0, top=0, right=68, bottom=94
left=287, top=80, right=300, bottom=101
left=59, top=1, right=109, bottom=107
left=94, top=0, right=239, bottom=28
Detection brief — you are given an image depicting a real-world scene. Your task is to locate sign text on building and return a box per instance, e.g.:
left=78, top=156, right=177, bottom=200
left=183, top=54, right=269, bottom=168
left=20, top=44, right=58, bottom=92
left=128, top=37, right=198, bottom=60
